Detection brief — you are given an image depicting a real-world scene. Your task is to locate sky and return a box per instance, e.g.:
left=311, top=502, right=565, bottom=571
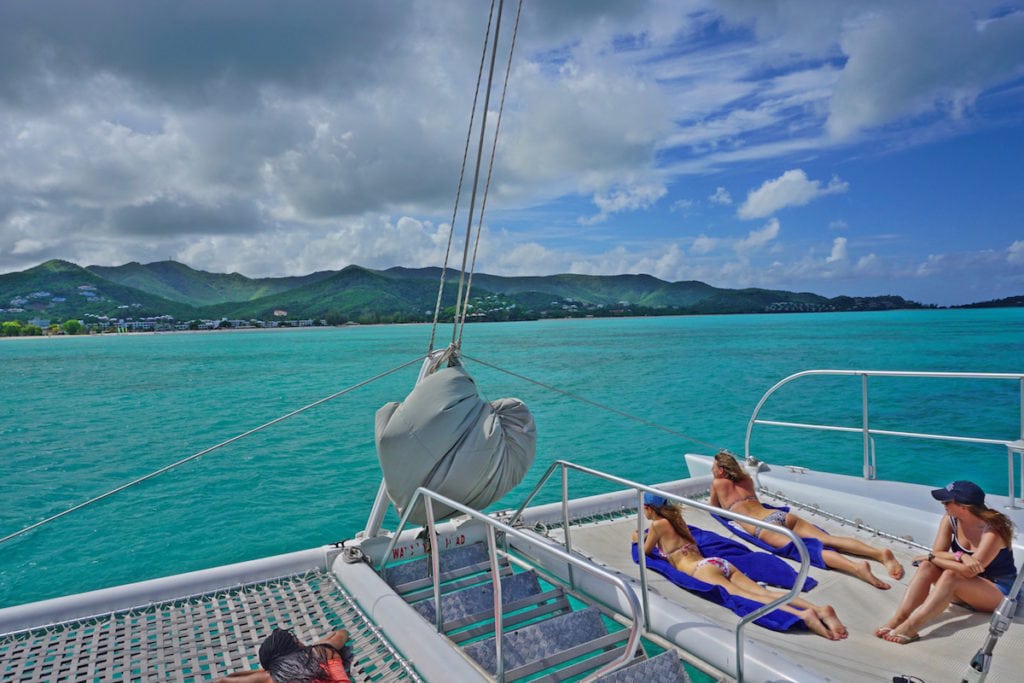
left=0, top=1, right=1022, bottom=306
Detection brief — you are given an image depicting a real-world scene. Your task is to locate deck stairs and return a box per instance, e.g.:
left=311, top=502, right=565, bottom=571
left=381, top=541, right=691, bottom=682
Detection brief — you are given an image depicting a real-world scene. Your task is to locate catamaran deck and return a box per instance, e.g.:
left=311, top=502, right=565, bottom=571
left=0, top=569, right=421, bottom=683
left=557, top=489, right=1024, bottom=682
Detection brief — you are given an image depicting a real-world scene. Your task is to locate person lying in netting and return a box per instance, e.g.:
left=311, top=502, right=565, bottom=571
left=216, top=627, right=352, bottom=683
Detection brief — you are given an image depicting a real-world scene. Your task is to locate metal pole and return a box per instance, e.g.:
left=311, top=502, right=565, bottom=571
left=862, top=373, right=874, bottom=479
left=561, top=464, right=575, bottom=590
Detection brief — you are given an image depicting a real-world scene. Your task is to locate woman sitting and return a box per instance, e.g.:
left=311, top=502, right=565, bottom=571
left=710, top=450, right=903, bottom=589
left=876, top=480, right=1017, bottom=644
left=633, top=492, right=848, bottom=640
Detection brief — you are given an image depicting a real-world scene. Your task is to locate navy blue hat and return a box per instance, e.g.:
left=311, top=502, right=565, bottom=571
left=931, top=480, right=985, bottom=506
left=643, top=492, right=668, bottom=508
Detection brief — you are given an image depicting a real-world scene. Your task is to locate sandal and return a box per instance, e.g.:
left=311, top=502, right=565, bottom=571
left=883, top=632, right=920, bottom=644
left=874, top=626, right=892, bottom=638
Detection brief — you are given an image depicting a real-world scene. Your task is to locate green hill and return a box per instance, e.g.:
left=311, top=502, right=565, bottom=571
left=0, top=258, right=930, bottom=327
left=88, top=260, right=335, bottom=306
left=0, top=260, right=197, bottom=323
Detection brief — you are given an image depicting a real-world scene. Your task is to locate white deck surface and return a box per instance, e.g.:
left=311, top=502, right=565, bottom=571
left=560, top=491, right=1024, bottom=682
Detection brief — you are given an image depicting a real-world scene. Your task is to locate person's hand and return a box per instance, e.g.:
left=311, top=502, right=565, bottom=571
left=960, top=554, right=984, bottom=576
left=631, top=530, right=639, bottom=543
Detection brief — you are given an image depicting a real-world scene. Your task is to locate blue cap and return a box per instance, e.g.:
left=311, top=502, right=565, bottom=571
left=931, top=480, right=985, bottom=506
left=643, top=492, right=668, bottom=508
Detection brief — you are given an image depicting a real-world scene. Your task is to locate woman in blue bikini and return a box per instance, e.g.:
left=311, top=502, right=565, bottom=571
left=633, top=492, right=848, bottom=640
left=876, top=480, right=1017, bottom=644
left=710, top=451, right=904, bottom=589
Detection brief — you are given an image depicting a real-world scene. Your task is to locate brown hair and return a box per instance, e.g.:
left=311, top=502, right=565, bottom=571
left=647, top=500, right=696, bottom=546
left=714, top=450, right=749, bottom=482
left=963, top=504, right=1015, bottom=546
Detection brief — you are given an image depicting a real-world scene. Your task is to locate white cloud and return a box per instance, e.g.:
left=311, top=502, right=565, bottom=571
left=826, top=236, right=847, bottom=263
left=826, top=4, right=1024, bottom=139
left=709, top=186, right=733, bottom=205
left=734, top=218, right=780, bottom=254
left=1008, top=240, right=1024, bottom=265
left=689, top=234, right=719, bottom=255
left=738, top=169, right=849, bottom=219
left=584, top=182, right=667, bottom=224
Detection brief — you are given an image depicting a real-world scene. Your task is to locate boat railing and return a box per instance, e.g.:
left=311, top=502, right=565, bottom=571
left=506, top=459, right=812, bottom=683
left=377, top=485, right=645, bottom=682
left=744, top=370, right=1024, bottom=506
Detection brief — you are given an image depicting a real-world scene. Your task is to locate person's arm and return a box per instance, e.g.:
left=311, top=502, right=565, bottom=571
left=912, top=517, right=971, bottom=572
left=314, top=628, right=349, bottom=652
left=709, top=479, right=722, bottom=508
left=641, top=519, right=666, bottom=556
left=951, top=530, right=1004, bottom=577
left=215, top=671, right=272, bottom=683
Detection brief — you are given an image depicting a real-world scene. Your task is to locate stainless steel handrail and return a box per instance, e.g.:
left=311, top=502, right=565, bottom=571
left=743, top=370, right=1024, bottom=504
left=508, top=459, right=811, bottom=683
left=378, top=486, right=645, bottom=682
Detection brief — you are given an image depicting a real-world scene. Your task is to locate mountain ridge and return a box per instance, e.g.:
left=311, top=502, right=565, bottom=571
left=0, top=258, right=947, bottom=326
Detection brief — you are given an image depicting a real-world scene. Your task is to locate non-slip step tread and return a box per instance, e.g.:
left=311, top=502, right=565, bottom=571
left=594, top=650, right=691, bottom=683
left=412, top=571, right=541, bottom=624
left=463, top=607, right=609, bottom=675
left=383, top=542, right=491, bottom=588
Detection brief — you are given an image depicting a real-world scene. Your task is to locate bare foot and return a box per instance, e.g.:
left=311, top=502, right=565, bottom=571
left=818, top=605, right=848, bottom=639
left=882, top=549, right=904, bottom=580
left=801, top=610, right=840, bottom=640
left=854, top=560, right=891, bottom=589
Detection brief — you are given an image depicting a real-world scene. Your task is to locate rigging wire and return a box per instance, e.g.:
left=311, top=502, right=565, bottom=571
left=458, top=0, right=523, bottom=346
left=0, top=355, right=426, bottom=548
left=428, top=0, right=498, bottom=354
left=451, top=0, right=507, bottom=344
left=462, top=353, right=726, bottom=452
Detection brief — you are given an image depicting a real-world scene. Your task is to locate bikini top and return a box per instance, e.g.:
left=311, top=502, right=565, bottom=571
left=950, top=516, right=1017, bottom=581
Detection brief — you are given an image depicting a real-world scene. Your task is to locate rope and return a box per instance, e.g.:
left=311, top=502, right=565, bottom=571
left=457, top=0, right=523, bottom=345
left=0, top=355, right=426, bottom=548
left=452, top=0, right=506, bottom=343
left=428, top=0, right=498, bottom=353
left=461, top=353, right=726, bottom=452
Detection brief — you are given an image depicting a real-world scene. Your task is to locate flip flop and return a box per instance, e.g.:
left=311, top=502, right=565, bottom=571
left=874, top=626, right=892, bottom=638
left=883, top=632, right=920, bottom=644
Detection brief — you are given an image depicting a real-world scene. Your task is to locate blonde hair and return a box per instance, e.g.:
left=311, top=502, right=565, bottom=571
left=714, top=450, right=749, bottom=482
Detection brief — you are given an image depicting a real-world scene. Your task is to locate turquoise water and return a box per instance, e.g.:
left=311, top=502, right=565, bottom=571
left=1, top=309, right=1023, bottom=608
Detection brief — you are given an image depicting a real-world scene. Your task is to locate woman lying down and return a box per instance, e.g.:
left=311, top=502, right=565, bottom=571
left=633, top=492, right=848, bottom=641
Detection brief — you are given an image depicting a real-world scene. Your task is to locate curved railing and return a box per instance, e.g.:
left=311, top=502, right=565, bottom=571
left=507, top=460, right=811, bottom=683
left=378, top=484, right=645, bottom=682
left=743, top=370, right=1024, bottom=505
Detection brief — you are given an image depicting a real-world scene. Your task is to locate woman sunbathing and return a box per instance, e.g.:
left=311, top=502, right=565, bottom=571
left=876, top=480, right=1017, bottom=644
left=710, top=450, right=904, bottom=589
left=633, top=492, right=848, bottom=640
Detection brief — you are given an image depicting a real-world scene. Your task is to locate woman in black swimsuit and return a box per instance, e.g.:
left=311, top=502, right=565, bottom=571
left=876, top=480, right=1017, bottom=644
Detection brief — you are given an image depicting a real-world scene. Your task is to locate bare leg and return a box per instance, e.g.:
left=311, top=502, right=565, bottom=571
left=876, top=562, right=940, bottom=637
left=758, top=524, right=891, bottom=589
left=821, top=549, right=891, bottom=589
left=790, top=517, right=904, bottom=579
left=693, top=564, right=845, bottom=640
left=886, top=570, right=1005, bottom=642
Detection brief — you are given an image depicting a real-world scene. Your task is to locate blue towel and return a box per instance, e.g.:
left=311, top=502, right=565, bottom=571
left=711, top=504, right=831, bottom=569
left=631, top=525, right=817, bottom=632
